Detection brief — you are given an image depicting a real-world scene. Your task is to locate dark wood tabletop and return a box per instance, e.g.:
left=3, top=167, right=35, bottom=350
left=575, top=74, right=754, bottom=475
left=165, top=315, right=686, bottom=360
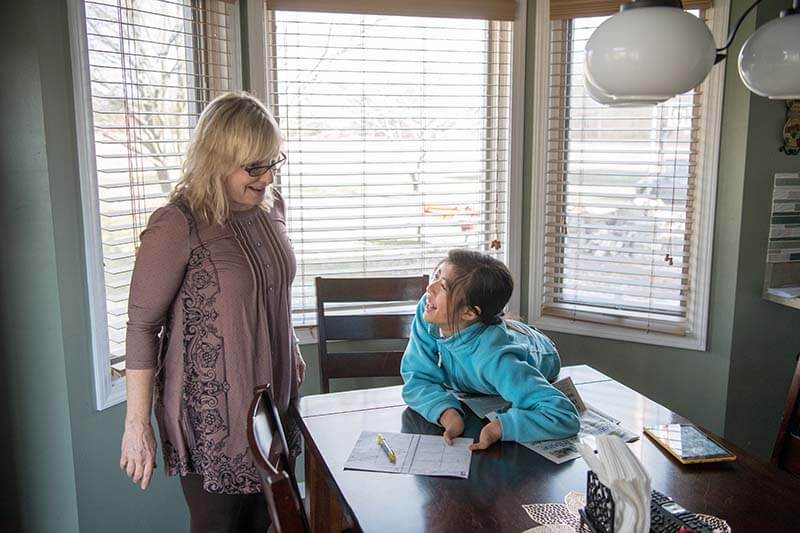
left=294, top=365, right=800, bottom=532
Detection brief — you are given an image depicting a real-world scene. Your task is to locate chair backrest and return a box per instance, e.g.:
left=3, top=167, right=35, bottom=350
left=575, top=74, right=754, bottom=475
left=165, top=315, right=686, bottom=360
left=247, top=385, right=311, bottom=533
left=772, top=354, right=800, bottom=476
left=315, top=275, right=429, bottom=393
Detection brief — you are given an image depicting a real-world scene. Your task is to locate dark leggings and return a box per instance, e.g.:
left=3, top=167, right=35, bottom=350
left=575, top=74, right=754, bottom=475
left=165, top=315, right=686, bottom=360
left=180, top=474, right=269, bottom=533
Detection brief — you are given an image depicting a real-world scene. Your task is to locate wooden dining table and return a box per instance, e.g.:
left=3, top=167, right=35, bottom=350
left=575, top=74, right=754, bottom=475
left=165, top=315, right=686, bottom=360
left=292, top=365, right=800, bottom=532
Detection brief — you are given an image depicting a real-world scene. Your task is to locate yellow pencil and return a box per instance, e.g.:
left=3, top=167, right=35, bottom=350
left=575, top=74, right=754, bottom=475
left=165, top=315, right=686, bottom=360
left=376, top=433, right=397, bottom=463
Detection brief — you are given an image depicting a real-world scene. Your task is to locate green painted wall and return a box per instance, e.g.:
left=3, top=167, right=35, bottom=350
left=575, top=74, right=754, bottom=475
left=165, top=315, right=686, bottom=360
left=3, top=1, right=798, bottom=531
left=1, top=2, right=80, bottom=531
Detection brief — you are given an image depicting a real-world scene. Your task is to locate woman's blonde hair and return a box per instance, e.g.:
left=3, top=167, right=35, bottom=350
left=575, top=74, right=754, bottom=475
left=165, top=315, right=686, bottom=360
left=170, top=91, right=282, bottom=225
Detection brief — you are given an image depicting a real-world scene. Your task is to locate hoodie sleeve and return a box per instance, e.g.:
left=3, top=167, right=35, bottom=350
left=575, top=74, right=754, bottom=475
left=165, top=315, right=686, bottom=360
left=487, top=348, right=581, bottom=443
left=400, top=296, right=464, bottom=425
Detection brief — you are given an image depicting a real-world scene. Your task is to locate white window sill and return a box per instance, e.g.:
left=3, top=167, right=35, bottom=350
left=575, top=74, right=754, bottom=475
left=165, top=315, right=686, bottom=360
left=531, top=315, right=707, bottom=351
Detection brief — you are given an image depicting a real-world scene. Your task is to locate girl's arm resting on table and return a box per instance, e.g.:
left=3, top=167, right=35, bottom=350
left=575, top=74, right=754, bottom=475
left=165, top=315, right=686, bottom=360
left=400, top=297, right=463, bottom=426
left=490, top=352, right=581, bottom=443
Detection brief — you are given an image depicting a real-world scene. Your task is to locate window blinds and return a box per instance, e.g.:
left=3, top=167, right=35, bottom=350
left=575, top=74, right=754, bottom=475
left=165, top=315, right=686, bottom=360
left=542, top=12, right=710, bottom=336
left=83, top=0, right=234, bottom=377
left=549, top=0, right=711, bottom=20
left=266, top=7, right=514, bottom=324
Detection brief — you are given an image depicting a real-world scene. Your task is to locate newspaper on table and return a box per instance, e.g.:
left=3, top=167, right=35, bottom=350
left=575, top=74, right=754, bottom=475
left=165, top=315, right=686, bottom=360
left=344, top=430, right=472, bottom=478
left=454, top=376, right=638, bottom=464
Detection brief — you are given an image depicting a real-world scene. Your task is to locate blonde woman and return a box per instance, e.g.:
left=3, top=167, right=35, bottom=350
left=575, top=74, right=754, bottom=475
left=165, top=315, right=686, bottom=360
left=119, top=92, right=305, bottom=532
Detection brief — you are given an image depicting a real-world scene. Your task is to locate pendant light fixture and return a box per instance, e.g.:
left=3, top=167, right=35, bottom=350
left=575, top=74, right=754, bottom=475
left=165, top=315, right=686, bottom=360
left=738, top=2, right=800, bottom=98
left=584, top=0, right=716, bottom=106
left=584, top=0, right=800, bottom=106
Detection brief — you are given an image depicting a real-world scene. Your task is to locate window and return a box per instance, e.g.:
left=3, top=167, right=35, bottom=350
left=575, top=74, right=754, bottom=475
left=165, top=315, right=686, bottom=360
left=529, top=1, right=725, bottom=349
left=69, top=0, right=240, bottom=409
left=262, top=1, right=521, bottom=325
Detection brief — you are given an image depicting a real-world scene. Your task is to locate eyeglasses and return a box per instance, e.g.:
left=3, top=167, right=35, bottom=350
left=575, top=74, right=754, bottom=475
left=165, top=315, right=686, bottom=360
left=242, top=152, right=287, bottom=178
left=429, top=266, right=449, bottom=291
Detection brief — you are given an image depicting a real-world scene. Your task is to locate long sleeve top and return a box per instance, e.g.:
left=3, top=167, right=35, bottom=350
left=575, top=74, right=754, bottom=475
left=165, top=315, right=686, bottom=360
left=125, top=189, right=298, bottom=494
left=400, top=295, right=580, bottom=443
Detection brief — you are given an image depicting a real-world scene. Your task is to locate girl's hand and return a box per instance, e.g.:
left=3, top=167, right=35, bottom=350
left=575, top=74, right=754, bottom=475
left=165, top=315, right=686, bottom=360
left=469, top=420, right=502, bottom=451
left=294, top=344, right=306, bottom=386
left=439, top=408, right=465, bottom=445
left=120, top=419, right=157, bottom=490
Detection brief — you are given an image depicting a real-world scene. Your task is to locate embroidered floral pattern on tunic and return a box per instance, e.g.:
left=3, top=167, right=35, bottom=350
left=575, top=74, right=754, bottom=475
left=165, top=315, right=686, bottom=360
left=164, top=440, right=190, bottom=473
left=168, top=243, right=261, bottom=494
left=189, top=444, right=261, bottom=494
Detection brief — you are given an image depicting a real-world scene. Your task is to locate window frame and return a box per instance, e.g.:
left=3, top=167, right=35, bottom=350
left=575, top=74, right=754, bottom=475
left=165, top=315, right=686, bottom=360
left=527, top=0, right=729, bottom=351
left=248, top=1, right=527, bottom=341
left=68, top=0, right=243, bottom=410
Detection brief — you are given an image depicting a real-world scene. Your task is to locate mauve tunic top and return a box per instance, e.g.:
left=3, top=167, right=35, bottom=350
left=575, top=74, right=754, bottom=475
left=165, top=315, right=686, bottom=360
left=125, top=189, right=299, bottom=494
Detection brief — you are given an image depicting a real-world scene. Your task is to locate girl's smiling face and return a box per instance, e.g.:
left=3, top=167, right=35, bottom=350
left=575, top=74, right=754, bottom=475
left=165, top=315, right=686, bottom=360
left=424, top=262, right=477, bottom=336
left=423, top=262, right=453, bottom=331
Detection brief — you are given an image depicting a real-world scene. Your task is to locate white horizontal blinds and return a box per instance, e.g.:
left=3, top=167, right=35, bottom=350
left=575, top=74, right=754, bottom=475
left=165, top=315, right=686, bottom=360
left=267, top=9, right=513, bottom=324
left=549, top=0, right=711, bottom=20
left=542, top=12, right=708, bottom=336
left=84, top=0, right=233, bottom=376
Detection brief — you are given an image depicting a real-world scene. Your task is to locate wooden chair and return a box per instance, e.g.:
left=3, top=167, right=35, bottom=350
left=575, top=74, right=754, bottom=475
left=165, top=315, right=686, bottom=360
left=315, top=275, right=429, bottom=393
left=772, top=353, right=800, bottom=475
left=246, top=385, right=311, bottom=533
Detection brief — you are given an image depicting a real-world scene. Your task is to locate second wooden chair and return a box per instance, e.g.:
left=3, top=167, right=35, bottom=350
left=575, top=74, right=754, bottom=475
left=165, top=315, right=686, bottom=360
left=315, top=275, right=429, bottom=393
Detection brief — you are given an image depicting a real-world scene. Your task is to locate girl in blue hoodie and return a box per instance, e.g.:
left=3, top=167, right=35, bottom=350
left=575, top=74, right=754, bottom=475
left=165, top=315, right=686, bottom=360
left=401, top=249, right=580, bottom=451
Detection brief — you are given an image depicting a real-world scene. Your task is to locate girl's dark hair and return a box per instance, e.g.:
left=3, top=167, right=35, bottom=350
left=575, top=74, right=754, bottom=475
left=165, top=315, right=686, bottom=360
left=440, top=249, right=513, bottom=335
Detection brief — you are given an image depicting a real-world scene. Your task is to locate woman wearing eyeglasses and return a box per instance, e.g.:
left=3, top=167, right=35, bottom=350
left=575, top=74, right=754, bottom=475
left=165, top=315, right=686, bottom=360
left=118, top=92, right=304, bottom=532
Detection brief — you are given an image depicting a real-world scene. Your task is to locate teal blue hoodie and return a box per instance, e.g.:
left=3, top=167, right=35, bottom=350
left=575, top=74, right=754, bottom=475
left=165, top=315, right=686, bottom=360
left=401, top=296, right=580, bottom=443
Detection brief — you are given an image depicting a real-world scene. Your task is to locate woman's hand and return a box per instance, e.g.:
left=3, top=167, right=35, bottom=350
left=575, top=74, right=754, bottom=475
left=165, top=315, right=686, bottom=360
left=120, top=419, right=157, bottom=490
left=439, top=408, right=465, bottom=445
left=294, top=344, right=306, bottom=386
left=469, top=420, right=502, bottom=451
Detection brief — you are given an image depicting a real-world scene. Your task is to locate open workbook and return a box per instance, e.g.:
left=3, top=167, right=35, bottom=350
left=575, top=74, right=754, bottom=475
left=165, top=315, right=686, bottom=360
left=344, top=431, right=472, bottom=478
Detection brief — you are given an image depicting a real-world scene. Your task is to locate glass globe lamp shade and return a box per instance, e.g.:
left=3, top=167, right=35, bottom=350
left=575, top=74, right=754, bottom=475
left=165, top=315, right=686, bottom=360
left=584, top=6, right=716, bottom=104
left=738, top=13, right=800, bottom=99
left=584, top=75, right=658, bottom=107
left=584, top=75, right=616, bottom=105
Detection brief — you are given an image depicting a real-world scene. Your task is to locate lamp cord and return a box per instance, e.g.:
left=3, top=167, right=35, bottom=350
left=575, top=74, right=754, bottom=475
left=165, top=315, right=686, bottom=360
left=714, top=0, right=762, bottom=62
left=714, top=0, right=800, bottom=63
